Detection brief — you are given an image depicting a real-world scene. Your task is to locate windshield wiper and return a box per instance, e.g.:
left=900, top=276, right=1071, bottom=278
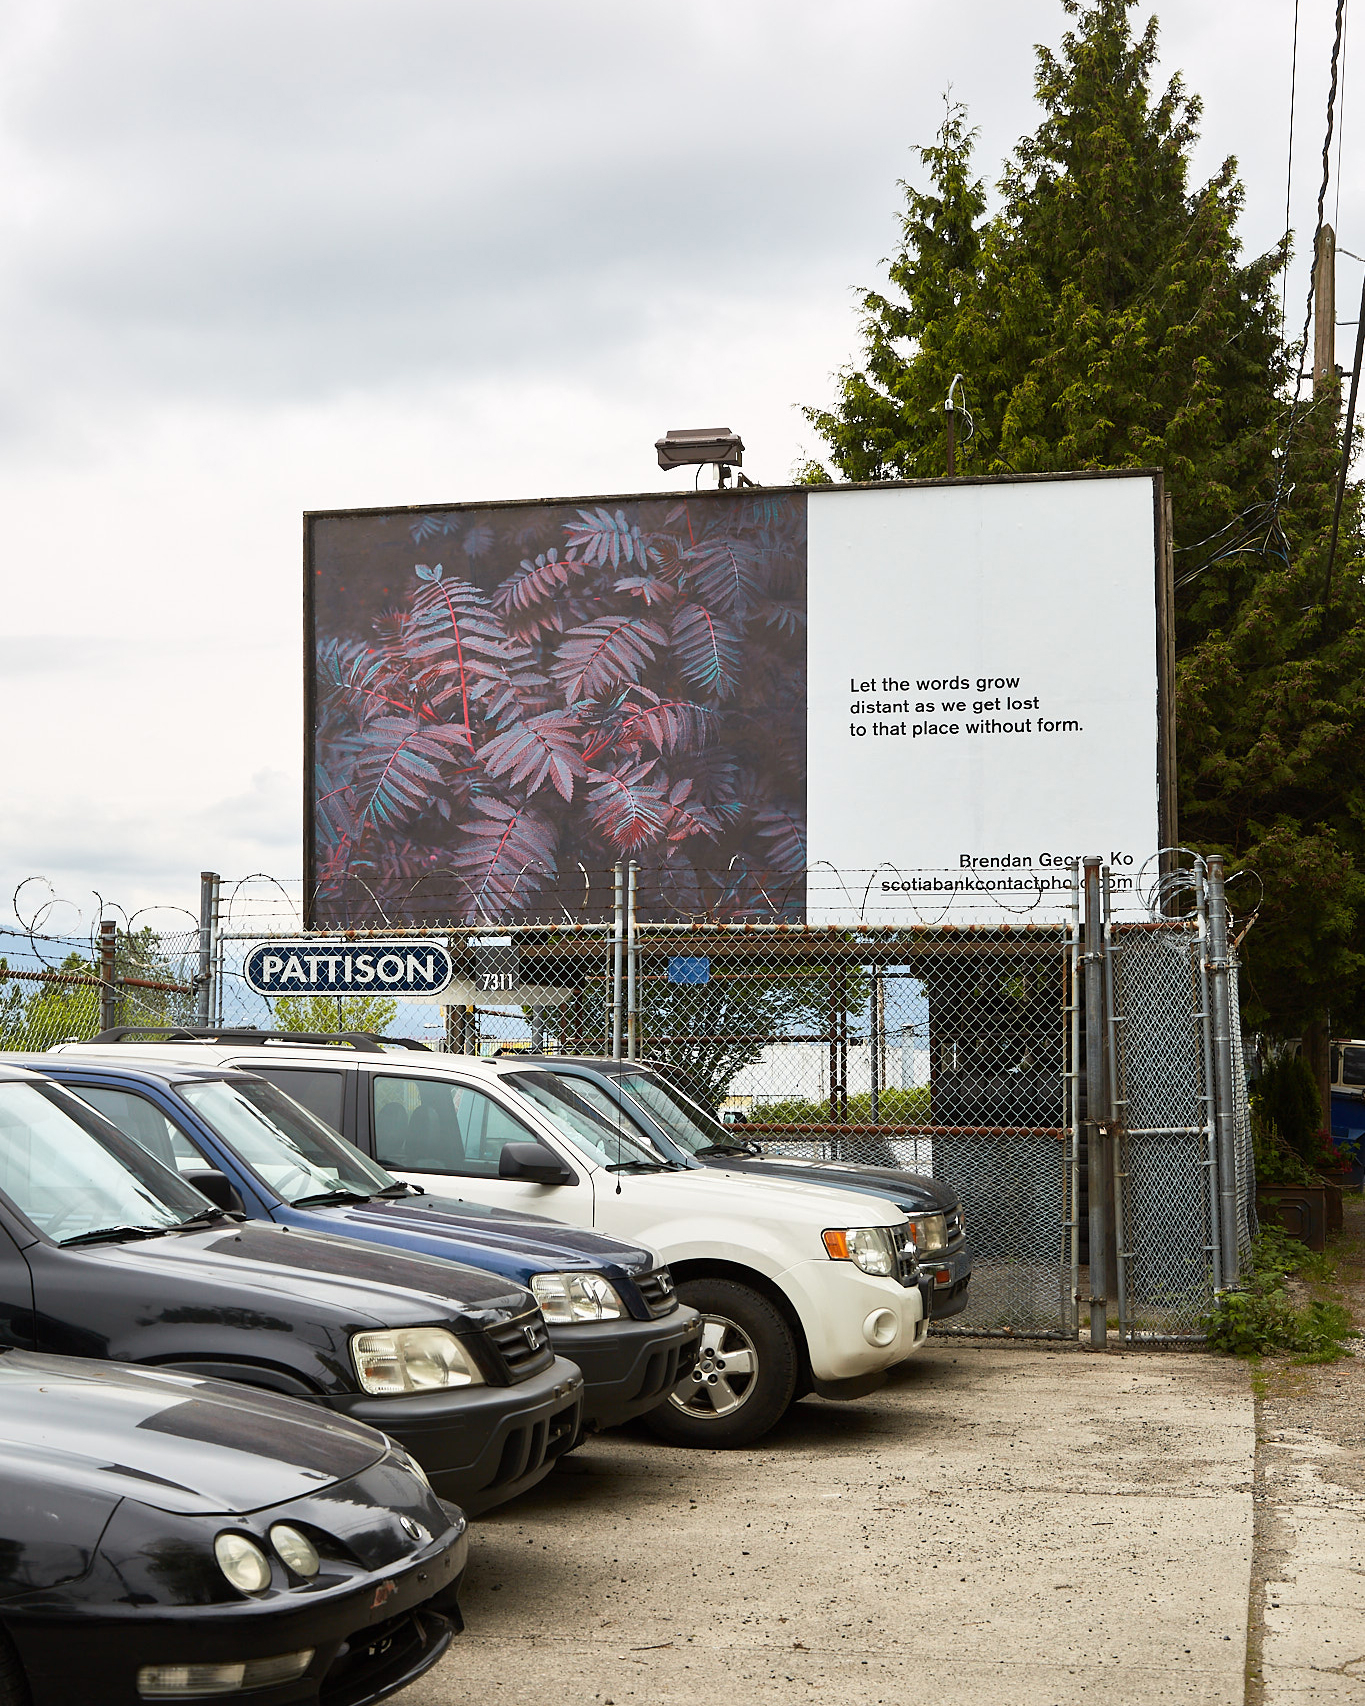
left=291, top=1188, right=374, bottom=1207
left=59, top=1225, right=169, bottom=1247
left=696, top=1142, right=759, bottom=1158
left=176, top=1206, right=235, bottom=1228
left=605, top=1160, right=681, bottom=1173
left=376, top=1181, right=421, bottom=1198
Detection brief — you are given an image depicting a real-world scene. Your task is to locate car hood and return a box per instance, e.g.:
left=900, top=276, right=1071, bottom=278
left=606, top=1163, right=908, bottom=1229
left=63, top=1220, right=535, bottom=1332
left=318, top=1195, right=656, bottom=1276
left=0, top=1350, right=388, bottom=1519
left=733, top=1156, right=958, bottom=1213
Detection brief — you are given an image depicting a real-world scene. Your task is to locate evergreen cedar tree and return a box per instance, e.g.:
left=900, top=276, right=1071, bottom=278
left=803, top=0, right=1365, bottom=1109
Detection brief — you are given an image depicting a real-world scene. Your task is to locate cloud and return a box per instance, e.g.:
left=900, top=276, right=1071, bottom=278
left=0, top=0, right=1352, bottom=915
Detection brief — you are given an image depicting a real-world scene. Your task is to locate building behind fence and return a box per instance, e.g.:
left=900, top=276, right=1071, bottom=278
left=0, top=859, right=1253, bottom=1345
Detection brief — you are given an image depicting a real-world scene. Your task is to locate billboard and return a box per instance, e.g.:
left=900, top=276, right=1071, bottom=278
left=305, top=470, right=1170, bottom=926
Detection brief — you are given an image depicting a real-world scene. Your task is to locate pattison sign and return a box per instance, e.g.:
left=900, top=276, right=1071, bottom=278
left=243, top=940, right=453, bottom=998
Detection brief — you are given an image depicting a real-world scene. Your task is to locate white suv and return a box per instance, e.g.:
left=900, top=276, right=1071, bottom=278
left=60, top=1036, right=930, bottom=1447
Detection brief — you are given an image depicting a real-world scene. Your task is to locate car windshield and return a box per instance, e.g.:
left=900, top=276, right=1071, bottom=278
left=177, top=1079, right=397, bottom=1206
left=0, top=1081, right=212, bottom=1244
left=502, top=1072, right=680, bottom=1170
left=615, top=1070, right=740, bottom=1155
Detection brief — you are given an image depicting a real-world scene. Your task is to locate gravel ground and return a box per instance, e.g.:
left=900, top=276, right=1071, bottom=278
left=1248, top=1193, right=1365, bottom=1703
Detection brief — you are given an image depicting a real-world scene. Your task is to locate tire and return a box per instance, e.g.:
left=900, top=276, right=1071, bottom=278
left=0, top=1626, right=31, bottom=1706
left=642, top=1279, right=797, bottom=1448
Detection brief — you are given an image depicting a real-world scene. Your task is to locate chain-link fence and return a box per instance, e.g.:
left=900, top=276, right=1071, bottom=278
left=0, top=920, right=199, bottom=1052
left=0, top=858, right=1254, bottom=1344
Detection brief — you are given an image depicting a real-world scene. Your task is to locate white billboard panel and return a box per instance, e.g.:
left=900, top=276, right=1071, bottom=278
left=806, top=474, right=1161, bottom=921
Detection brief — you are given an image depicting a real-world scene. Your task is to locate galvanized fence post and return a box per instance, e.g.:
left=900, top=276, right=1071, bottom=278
left=1207, top=854, right=1241, bottom=1286
left=626, top=860, right=638, bottom=1061
left=1193, top=860, right=1225, bottom=1294
left=98, top=919, right=119, bottom=1035
left=1067, top=860, right=1082, bottom=1333
left=196, top=871, right=220, bottom=1026
left=611, top=862, right=625, bottom=1061
left=1083, top=857, right=1110, bottom=1348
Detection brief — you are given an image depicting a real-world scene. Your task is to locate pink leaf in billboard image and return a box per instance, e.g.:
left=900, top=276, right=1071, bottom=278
left=551, top=615, right=669, bottom=703
left=347, top=718, right=474, bottom=833
left=493, top=548, right=586, bottom=615
left=585, top=762, right=671, bottom=851
left=448, top=796, right=559, bottom=920
left=670, top=603, right=743, bottom=700
left=479, top=710, right=590, bottom=802
left=755, top=803, right=807, bottom=875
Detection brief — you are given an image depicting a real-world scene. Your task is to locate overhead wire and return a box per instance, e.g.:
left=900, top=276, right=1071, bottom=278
left=1283, top=0, right=1301, bottom=326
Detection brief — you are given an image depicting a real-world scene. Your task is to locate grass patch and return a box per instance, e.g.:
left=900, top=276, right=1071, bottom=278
left=1203, top=1226, right=1357, bottom=1362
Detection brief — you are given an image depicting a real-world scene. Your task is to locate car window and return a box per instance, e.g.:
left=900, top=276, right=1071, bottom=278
left=373, top=1075, right=538, bottom=1176
left=249, top=1068, right=345, bottom=1132
left=616, top=1070, right=730, bottom=1154
left=72, top=1085, right=207, bottom=1174
left=555, top=1075, right=658, bottom=1144
left=502, top=1072, right=668, bottom=1168
left=0, top=1081, right=209, bottom=1243
left=1344, top=1048, right=1365, bottom=1087
left=177, top=1079, right=395, bottom=1205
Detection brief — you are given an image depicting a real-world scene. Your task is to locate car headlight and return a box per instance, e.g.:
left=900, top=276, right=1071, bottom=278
left=351, top=1326, right=484, bottom=1394
left=822, top=1226, right=898, bottom=1277
left=905, top=1214, right=948, bottom=1255
left=270, top=1524, right=320, bottom=1578
left=532, top=1271, right=626, bottom=1323
left=214, top=1532, right=272, bottom=1594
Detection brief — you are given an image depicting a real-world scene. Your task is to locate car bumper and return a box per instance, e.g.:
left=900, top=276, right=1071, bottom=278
left=549, top=1307, right=701, bottom=1432
left=779, top=1260, right=927, bottom=1384
left=922, top=1240, right=974, bottom=1320
left=5, top=1511, right=468, bottom=1706
left=329, top=1356, right=583, bottom=1517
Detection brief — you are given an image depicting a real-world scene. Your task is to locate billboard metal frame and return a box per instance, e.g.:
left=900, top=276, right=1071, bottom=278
left=303, top=467, right=1174, bottom=929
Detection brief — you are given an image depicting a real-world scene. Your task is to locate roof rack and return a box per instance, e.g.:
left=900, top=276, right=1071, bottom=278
left=88, top=1027, right=432, bottom=1053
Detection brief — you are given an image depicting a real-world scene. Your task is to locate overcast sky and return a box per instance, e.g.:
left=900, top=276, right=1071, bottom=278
left=0, top=0, right=1355, bottom=937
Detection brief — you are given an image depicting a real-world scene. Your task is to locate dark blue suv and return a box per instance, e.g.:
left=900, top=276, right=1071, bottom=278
left=30, top=1056, right=700, bottom=1436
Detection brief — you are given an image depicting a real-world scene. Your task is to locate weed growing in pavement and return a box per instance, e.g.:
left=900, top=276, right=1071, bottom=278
left=1203, top=1228, right=1357, bottom=1362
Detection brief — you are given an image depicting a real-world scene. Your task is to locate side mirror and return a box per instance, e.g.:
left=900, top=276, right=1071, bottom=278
left=184, top=1169, right=247, bottom=1216
left=498, top=1142, right=574, bottom=1185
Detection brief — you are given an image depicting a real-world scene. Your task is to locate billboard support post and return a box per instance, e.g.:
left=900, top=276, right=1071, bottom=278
left=1083, top=856, right=1109, bottom=1348
left=611, top=863, right=625, bottom=1061
left=1207, top=855, right=1241, bottom=1287
left=625, top=861, right=638, bottom=1061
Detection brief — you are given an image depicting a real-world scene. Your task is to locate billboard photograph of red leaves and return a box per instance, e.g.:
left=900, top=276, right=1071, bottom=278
left=307, top=490, right=807, bottom=925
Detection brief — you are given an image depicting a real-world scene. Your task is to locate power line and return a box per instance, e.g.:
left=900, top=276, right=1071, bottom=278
left=1273, top=0, right=1349, bottom=513
left=1284, top=0, right=1301, bottom=325
left=1336, top=0, right=1351, bottom=232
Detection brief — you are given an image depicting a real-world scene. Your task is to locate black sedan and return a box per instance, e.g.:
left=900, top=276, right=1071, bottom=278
left=0, top=1349, right=467, bottom=1705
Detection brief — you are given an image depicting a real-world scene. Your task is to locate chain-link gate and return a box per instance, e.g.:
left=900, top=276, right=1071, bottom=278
left=1109, top=863, right=1256, bottom=1342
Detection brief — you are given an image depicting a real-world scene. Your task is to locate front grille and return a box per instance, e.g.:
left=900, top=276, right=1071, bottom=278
left=484, top=1309, right=555, bottom=1383
left=487, top=1389, right=581, bottom=1488
left=635, top=1267, right=678, bottom=1317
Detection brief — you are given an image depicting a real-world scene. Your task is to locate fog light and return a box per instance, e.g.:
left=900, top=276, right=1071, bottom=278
left=138, top=1650, right=313, bottom=1697
left=862, top=1308, right=898, bottom=1347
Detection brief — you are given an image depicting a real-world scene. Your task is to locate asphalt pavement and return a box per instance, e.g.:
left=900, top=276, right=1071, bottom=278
left=408, top=1341, right=1257, bottom=1706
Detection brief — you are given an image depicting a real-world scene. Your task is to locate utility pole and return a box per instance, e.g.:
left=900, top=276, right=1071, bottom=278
left=1314, top=224, right=1337, bottom=395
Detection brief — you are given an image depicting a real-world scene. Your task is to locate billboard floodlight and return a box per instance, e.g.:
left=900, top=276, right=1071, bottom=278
left=655, top=426, right=752, bottom=486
